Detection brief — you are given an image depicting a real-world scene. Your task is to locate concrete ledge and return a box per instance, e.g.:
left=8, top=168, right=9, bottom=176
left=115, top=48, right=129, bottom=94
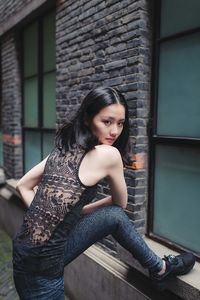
left=64, top=244, right=180, bottom=300
left=65, top=245, right=151, bottom=300
left=1, top=181, right=200, bottom=300
left=0, top=180, right=25, bottom=237
left=117, top=239, right=200, bottom=300
left=152, top=239, right=199, bottom=299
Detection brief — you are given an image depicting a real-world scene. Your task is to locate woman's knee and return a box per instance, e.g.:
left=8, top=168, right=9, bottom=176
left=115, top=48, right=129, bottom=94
left=82, top=204, right=127, bottom=226
left=109, top=204, right=124, bottom=213
left=97, top=204, right=123, bottom=215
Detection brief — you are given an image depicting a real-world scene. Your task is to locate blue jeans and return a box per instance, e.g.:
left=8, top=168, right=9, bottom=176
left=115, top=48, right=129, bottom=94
left=14, top=275, right=65, bottom=300
left=14, top=205, right=163, bottom=299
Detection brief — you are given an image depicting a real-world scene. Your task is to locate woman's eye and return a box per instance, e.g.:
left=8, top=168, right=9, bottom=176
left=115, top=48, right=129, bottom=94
left=103, top=120, right=111, bottom=125
left=118, top=122, right=124, bottom=127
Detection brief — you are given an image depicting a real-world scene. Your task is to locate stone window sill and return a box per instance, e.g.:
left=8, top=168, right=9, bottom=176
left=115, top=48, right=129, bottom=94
left=118, top=237, right=200, bottom=300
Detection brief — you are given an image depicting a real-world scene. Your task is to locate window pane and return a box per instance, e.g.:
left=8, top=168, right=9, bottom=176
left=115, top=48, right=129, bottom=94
left=43, top=12, right=55, bottom=72
left=43, top=72, right=56, bottom=128
left=24, top=131, right=41, bottom=172
left=24, top=22, right=38, bottom=77
left=153, top=145, right=200, bottom=254
left=24, top=77, right=38, bottom=127
left=43, top=132, right=55, bottom=158
left=157, top=33, right=200, bottom=137
left=0, top=131, right=3, bottom=166
left=160, top=0, right=200, bottom=38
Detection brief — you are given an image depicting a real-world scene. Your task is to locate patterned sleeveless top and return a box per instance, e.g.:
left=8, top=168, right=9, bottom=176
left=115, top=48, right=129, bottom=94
left=13, top=147, right=97, bottom=276
left=16, top=148, right=96, bottom=245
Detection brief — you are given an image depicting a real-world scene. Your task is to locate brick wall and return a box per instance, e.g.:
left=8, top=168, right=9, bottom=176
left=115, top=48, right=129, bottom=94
left=56, top=0, right=152, bottom=243
left=1, top=33, right=23, bottom=178
left=0, top=0, right=32, bottom=26
left=0, top=0, right=52, bottom=36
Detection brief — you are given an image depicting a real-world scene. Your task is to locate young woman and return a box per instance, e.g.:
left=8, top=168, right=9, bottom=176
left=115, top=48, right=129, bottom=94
left=13, top=87, right=195, bottom=299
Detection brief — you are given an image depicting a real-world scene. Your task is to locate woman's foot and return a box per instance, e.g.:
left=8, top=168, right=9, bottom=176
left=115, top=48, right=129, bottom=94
left=150, top=252, right=195, bottom=291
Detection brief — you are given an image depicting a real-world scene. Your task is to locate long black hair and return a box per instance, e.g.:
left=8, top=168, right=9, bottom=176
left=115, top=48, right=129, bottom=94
left=55, top=87, right=130, bottom=163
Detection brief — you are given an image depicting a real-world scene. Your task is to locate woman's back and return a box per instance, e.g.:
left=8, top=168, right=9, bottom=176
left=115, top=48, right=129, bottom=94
left=14, top=147, right=97, bottom=247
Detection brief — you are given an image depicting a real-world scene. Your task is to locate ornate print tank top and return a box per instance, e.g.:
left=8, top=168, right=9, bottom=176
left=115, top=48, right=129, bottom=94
left=14, top=147, right=97, bottom=246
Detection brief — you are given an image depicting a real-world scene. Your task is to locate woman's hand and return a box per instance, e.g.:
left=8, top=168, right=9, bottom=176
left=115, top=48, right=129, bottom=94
left=16, top=156, right=49, bottom=208
left=81, top=196, right=112, bottom=214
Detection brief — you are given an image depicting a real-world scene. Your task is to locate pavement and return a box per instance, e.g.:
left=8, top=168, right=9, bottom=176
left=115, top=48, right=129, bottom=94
left=0, top=229, right=19, bottom=300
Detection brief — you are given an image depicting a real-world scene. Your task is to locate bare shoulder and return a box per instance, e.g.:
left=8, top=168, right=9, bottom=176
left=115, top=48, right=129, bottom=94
left=94, top=145, right=122, bottom=167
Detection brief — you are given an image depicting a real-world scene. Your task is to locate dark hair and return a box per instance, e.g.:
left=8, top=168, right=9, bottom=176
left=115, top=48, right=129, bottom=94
left=55, top=87, right=130, bottom=163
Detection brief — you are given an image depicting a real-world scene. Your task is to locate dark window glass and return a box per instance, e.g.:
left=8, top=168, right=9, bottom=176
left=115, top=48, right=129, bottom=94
left=157, top=33, right=200, bottom=137
left=23, top=12, right=55, bottom=172
left=160, top=0, right=200, bottom=37
left=153, top=145, right=200, bottom=253
left=151, top=0, right=200, bottom=256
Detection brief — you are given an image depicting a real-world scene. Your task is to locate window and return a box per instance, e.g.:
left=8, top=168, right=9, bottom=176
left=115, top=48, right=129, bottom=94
left=22, top=11, right=56, bottom=172
left=0, top=131, right=2, bottom=166
left=0, top=54, right=3, bottom=166
left=149, top=0, right=200, bottom=257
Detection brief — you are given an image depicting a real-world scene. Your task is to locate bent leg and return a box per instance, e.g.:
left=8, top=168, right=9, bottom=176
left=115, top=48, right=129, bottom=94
left=64, top=205, right=163, bottom=273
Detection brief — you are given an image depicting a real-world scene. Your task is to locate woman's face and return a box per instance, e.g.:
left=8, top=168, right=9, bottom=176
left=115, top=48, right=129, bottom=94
left=90, top=104, right=125, bottom=145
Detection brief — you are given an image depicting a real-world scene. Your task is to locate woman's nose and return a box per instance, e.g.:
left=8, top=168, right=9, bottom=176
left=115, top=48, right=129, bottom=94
left=110, top=125, right=119, bottom=136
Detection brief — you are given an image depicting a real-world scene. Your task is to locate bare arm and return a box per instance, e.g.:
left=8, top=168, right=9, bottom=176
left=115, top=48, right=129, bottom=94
left=81, top=146, right=127, bottom=214
left=106, top=148, right=128, bottom=209
left=16, top=156, right=49, bottom=208
left=81, top=196, right=112, bottom=214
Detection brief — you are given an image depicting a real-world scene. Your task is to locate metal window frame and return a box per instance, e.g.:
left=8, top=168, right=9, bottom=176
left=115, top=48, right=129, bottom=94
left=0, top=46, right=3, bottom=166
left=21, top=11, right=56, bottom=174
left=147, top=0, right=200, bottom=260
left=0, top=45, right=2, bottom=128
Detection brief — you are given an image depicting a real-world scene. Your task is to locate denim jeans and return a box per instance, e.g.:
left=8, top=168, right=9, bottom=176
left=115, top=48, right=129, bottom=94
left=63, top=205, right=163, bottom=271
left=14, top=205, right=163, bottom=299
left=13, top=274, right=65, bottom=300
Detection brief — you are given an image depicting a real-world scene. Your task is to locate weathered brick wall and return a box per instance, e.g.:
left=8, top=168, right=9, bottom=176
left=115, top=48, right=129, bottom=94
left=0, top=0, right=51, bottom=36
left=56, top=0, right=152, bottom=255
left=0, top=0, right=32, bottom=26
left=1, top=33, right=23, bottom=178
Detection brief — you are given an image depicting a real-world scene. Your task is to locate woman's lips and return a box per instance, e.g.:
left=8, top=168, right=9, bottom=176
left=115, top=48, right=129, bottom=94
left=106, top=138, right=115, bottom=143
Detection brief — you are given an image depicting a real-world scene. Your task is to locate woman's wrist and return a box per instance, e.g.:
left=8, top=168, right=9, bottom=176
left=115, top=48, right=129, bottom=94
left=81, top=196, right=112, bottom=215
